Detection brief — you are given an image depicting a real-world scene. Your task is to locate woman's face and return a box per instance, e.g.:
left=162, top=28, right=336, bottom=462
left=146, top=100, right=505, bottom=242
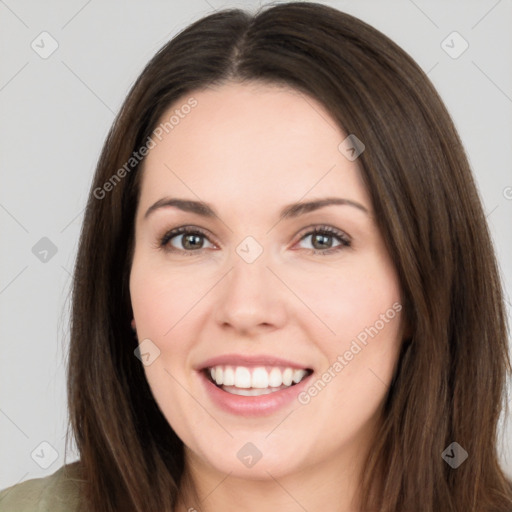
left=130, top=82, right=405, bottom=481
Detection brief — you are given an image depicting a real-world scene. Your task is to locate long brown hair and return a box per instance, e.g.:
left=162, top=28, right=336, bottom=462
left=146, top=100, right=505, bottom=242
left=65, top=2, right=512, bottom=511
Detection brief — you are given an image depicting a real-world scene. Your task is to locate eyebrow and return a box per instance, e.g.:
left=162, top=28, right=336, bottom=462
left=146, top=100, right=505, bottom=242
left=143, top=196, right=369, bottom=221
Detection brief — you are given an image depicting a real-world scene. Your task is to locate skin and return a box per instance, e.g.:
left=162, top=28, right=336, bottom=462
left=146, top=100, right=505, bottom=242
left=129, top=81, right=406, bottom=512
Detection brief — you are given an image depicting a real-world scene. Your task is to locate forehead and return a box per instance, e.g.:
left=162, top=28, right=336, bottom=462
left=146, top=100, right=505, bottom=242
left=138, top=82, right=369, bottom=213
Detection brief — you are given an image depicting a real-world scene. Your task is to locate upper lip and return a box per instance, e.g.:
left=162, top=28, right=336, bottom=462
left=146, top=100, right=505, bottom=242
left=196, top=354, right=312, bottom=371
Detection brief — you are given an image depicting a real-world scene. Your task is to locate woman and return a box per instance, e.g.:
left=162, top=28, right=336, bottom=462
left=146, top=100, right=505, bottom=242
left=1, top=2, right=511, bottom=511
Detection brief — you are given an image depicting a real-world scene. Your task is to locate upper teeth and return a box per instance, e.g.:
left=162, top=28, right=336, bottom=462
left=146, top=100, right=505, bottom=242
left=208, top=366, right=308, bottom=389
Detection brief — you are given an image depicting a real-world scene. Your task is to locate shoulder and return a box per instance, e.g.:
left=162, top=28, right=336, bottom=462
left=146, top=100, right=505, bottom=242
left=0, top=462, right=84, bottom=512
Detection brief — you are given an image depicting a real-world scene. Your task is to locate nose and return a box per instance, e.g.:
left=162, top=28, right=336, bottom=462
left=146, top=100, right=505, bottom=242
left=213, top=248, right=288, bottom=336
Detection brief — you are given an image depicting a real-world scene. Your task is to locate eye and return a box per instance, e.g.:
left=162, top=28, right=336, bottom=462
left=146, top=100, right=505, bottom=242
left=156, top=224, right=351, bottom=256
left=295, top=225, right=351, bottom=255
left=158, top=226, right=215, bottom=256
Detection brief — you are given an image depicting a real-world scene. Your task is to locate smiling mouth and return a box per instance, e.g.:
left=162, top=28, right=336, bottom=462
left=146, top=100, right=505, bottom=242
left=203, top=365, right=313, bottom=396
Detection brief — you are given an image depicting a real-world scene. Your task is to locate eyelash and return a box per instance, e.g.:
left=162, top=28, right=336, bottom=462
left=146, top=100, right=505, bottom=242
left=156, top=225, right=351, bottom=257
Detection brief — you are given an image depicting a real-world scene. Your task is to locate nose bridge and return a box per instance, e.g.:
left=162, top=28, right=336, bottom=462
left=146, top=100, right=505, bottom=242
left=213, top=234, right=287, bottom=332
left=227, top=235, right=274, bottom=303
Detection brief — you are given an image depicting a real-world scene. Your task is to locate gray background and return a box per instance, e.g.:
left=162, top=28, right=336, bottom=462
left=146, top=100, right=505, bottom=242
left=1, top=0, right=511, bottom=489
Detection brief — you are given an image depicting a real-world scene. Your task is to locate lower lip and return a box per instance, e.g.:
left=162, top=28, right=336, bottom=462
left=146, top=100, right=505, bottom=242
left=198, top=370, right=313, bottom=416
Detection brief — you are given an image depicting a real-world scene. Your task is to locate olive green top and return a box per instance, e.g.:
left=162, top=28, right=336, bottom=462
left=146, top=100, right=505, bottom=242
left=0, top=463, right=83, bottom=511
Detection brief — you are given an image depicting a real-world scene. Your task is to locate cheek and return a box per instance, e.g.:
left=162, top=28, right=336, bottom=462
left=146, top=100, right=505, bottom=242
left=291, top=255, right=402, bottom=344
left=130, top=261, right=199, bottom=428
left=129, top=257, right=212, bottom=396
left=340, top=274, right=400, bottom=338
left=318, top=276, right=403, bottom=409
left=299, top=253, right=403, bottom=401
left=130, top=258, right=195, bottom=339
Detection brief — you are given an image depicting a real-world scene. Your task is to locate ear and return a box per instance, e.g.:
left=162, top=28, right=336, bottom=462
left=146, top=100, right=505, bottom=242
left=131, top=318, right=136, bottom=330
